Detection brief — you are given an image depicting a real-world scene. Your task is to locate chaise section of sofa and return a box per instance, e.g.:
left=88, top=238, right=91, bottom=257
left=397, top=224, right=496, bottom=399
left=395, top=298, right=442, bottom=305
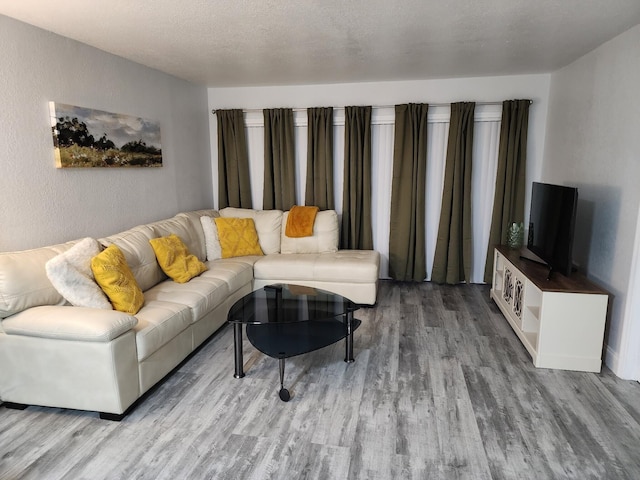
left=253, top=250, right=379, bottom=305
left=218, top=207, right=380, bottom=305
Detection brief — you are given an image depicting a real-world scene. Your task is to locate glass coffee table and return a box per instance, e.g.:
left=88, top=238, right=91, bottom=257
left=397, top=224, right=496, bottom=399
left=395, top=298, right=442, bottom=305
left=227, top=284, right=361, bottom=401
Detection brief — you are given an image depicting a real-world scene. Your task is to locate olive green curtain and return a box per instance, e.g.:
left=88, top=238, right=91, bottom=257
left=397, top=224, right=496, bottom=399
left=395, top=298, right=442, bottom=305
left=341, top=106, right=373, bottom=250
left=388, top=103, right=429, bottom=281
left=483, top=99, right=530, bottom=282
left=431, top=102, right=476, bottom=284
left=216, top=109, right=252, bottom=209
left=305, top=107, right=334, bottom=210
left=263, top=108, right=296, bottom=210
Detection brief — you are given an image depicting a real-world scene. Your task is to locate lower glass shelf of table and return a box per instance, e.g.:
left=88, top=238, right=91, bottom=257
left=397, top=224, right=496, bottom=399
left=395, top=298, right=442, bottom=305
left=227, top=284, right=361, bottom=401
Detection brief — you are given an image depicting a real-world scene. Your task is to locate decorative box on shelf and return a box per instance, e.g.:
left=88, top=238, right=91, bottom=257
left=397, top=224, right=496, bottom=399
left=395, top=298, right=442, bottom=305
left=490, top=245, right=609, bottom=373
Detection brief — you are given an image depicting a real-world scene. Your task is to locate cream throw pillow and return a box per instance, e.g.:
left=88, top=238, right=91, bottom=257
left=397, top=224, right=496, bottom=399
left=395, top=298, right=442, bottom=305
left=200, top=216, right=222, bottom=261
left=45, top=237, right=112, bottom=309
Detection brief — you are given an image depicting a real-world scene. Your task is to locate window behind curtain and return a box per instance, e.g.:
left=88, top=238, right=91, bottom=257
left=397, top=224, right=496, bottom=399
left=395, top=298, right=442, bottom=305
left=239, top=106, right=500, bottom=282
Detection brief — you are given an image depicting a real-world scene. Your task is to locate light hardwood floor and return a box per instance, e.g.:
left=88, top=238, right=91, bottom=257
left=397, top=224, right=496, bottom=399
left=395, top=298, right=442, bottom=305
left=1, top=281, right=640, bottom=479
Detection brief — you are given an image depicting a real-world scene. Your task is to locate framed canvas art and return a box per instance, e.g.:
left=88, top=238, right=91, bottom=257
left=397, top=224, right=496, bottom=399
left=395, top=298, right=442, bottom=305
left=49, top=102, right=162, bottom=168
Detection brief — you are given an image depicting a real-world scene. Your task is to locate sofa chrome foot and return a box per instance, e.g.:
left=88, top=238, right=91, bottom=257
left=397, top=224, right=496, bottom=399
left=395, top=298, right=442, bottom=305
left=3, top=402, right=29, bottom=410
left=99, top=411, right=126, bottom=421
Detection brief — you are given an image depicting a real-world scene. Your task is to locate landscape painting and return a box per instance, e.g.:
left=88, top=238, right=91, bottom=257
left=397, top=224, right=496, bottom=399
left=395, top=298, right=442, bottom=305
left=50, top=102, right=162, bottom=168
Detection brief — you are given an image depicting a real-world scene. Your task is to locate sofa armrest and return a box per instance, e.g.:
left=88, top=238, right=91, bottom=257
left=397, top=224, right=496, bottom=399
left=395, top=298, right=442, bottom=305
left=1, top=306, right=137, bottom=342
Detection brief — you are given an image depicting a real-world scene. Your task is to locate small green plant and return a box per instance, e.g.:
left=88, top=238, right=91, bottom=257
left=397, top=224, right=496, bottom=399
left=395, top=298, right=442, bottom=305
left=507, top=222, right=524, bottom=248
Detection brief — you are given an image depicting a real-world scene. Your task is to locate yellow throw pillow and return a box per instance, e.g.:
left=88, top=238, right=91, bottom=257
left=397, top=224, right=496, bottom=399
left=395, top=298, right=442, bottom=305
left=214, top=217, right=264, bottom=258
left=91, top=244, right=144, bottom=314
left=149, top=234, right=208, bottom=283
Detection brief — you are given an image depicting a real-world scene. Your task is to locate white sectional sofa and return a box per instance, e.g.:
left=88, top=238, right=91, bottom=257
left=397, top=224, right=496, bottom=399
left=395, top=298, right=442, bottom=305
left=0, top=208, right=379, bottom=419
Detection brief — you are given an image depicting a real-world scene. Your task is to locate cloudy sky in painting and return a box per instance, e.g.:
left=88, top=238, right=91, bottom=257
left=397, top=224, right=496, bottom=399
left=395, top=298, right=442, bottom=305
left=51, top=103, right=161, bottom=149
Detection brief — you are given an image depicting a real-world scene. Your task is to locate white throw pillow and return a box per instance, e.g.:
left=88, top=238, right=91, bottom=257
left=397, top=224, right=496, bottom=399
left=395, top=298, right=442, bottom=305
left=200, top=216, right=222, bottom=261
left=45, top=237, right=113, bottom=309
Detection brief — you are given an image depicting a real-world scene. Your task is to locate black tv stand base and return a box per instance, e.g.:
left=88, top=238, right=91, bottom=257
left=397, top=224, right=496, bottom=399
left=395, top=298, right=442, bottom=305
left=518, top=252, right=553, bottom=280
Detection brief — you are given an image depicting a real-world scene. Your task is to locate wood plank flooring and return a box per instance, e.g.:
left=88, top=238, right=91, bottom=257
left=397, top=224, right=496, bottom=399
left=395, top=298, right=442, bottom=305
left=1, top=281, right=640, bottom=479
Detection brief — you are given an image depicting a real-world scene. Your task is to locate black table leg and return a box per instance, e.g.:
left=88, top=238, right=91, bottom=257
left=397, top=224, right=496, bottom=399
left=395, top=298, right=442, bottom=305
left=278, top=358, right=290, bottom=402
left=345, top=310, right=355, bottom=363
left=233, top=323, right=245, bottom=378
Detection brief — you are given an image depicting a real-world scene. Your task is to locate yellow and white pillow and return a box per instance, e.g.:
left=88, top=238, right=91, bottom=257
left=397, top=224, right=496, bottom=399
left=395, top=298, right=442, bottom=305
left=149, top=234, right=208, bottom=283
left=219, top=208, right=283, bottom=254
left=214, top=217, right=264, bottom=258
left=91, top=244, right=145, bottom=314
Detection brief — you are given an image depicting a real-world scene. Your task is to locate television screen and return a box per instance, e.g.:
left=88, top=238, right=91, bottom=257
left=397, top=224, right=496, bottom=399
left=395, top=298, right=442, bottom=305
left=527, top=182, right=578, bottom=277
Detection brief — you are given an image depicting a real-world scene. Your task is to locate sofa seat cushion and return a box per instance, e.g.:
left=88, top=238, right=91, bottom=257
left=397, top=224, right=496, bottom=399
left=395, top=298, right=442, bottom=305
left=143, top=277, right=229, bottom=323
left=133, top=300, right=192, bottom=361
left=254, top=250, right=380, bottom=284
left=1, top=306, right=137, bottom=342
left=202, top=259, right=255, bottom=294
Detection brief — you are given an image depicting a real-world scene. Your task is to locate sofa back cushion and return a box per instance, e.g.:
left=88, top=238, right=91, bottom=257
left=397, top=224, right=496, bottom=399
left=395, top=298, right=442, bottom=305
left=175, top=209, right=219, bottom=261
left=0, top=241, right=75, bottom=318
left=149, top=215, right=206, bottom=262
left=100, top=225, right=165, bottom=292
left=219, top=208, right=283, bottom=254
left=280, top=210, right=339, bottom=254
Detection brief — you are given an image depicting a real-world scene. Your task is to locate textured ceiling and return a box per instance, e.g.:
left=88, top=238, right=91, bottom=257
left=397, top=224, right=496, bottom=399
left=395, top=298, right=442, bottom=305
left=1, top=0, right=640, bottom=87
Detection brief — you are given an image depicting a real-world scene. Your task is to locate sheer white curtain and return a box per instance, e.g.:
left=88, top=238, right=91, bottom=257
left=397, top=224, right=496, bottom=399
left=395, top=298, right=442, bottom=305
left=370, top=108, right=395, bottom=278
left=471, top=110, right=501, bottom=282
left=238, top=105, right=500, bottom=283
left=425, top=110, right=450, bottom=280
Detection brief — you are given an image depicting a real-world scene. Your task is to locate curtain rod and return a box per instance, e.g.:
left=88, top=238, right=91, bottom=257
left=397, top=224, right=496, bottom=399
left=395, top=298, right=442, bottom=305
left=211, top=100, right=533, bottom=115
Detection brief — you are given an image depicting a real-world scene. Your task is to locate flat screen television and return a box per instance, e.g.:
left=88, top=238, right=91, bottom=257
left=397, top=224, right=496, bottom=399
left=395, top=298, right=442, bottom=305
left=526, top=182, right=578, bottom=277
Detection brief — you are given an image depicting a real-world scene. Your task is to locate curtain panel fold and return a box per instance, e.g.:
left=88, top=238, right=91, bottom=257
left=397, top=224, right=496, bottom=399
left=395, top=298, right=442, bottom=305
left=216, top=109, right=252, bottom=209
left=388, top=103, right=429, bottom=281
left=431, top=102, right=476, bottom=284
left=263, top=108, right=296, bottom=211
left=483, top=99, right=530, bottom=282
left=342, top=106, right=373, bottom=250
left=305, top=107, right=334, bottom=210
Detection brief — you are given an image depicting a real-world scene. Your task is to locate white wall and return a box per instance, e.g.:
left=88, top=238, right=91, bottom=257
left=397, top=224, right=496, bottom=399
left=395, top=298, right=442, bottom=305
left=543, top=24, right=640, bottom=378
left=0, top=16, right=212, bottom=252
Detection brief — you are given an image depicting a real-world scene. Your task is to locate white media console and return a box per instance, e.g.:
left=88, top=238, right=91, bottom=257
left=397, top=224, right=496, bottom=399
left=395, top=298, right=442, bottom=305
left=490, top=246, right=609, bottom=372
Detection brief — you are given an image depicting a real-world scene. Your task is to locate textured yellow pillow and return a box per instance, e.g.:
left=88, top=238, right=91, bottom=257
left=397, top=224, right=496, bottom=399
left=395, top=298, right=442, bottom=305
left=214, top=217, right=264, bottom=258
left=91, top=244, right=144, bottom=314
left=149, top=234, right=208, bottom=283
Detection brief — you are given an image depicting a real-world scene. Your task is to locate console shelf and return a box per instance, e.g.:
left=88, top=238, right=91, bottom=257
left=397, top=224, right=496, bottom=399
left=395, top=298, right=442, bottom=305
left=490, top=246, right=609, bottom=372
